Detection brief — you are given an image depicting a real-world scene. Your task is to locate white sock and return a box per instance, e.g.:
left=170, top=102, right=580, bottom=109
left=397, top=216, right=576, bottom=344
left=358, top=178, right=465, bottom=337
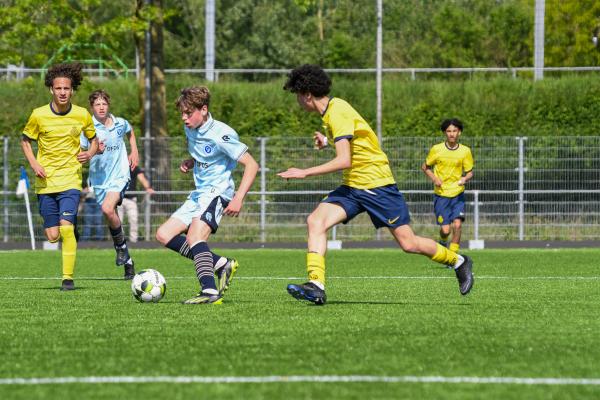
left=310, top=280, right=325, bottom=290
left=214, top=257, right=228, bottom=270
left=454, top=255, right=465, bottom=270
left=202, top=288, right=219, bottom=295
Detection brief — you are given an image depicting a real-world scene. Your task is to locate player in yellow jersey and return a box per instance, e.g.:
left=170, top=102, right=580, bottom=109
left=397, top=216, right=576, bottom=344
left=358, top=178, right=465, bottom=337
left=279, top=65, right=473, bottom=305
left=21, top=63, right=98, bottom=291
left=422, top=119, right=474, bottom=253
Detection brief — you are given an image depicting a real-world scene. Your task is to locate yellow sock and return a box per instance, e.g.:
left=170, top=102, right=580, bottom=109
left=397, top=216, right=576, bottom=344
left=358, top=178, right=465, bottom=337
left=431, top=243, right=458, bottom=267
left=60, top=225, right=77, bottom=280
left=306, top=252, right=325, bottom=286
left=449, top=242, right=460, bottom=253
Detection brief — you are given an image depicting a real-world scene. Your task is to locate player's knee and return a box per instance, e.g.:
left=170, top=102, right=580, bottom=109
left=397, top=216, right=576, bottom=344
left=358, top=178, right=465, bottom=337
left=306, top=213, right=325, bottom=232
left=46, top=232, right=60, bottom=243
left=101, top=203, right=115, bottom=217
left=440, top=225, right=451, bottom=235
left=155, top=228, right=170, bottom=245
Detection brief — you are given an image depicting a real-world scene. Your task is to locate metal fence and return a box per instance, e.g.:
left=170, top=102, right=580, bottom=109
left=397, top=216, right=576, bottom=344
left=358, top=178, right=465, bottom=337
left=2, top=135, right=600, bottom=243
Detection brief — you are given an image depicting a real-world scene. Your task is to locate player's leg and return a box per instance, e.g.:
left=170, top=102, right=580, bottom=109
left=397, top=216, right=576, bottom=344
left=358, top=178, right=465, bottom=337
left=102, top=191, right=134, bottom=279
left=389, top=225, right=473, bottom=295
left=38, top=194, right=66, bottom=289
left=287, top=197, right=350, bottom=305
left=434, top=195, right=451, bottom=247
left=449, top=218, right=462, bottom=253
left=55, top=190, right=81, bottom=291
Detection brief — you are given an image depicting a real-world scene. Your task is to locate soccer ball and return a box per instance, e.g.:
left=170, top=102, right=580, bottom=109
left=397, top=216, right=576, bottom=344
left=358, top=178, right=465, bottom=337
left=131, top=269, right=167, bottom=303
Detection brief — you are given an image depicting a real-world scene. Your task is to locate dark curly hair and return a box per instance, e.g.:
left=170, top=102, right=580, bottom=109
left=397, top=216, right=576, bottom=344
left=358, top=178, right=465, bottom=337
left=440, top=118, right=464, bottom=132
left=44, top=63, right=84, bottom=90
left=283, top=64, right=331, bottom=97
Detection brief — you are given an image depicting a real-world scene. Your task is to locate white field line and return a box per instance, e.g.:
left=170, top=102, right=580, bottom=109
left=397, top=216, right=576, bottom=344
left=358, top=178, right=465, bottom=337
left=0, top=375, right=599, bottom=386
left=0, top=275, right=599, bottom=281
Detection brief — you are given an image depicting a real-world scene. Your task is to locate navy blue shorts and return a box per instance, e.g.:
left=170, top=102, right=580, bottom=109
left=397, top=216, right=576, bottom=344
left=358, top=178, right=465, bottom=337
left=37, top=189, right=81, bottom=228
left=433, top=193, right=465, bottom=226
left=322, top=184, right=410, bottom=229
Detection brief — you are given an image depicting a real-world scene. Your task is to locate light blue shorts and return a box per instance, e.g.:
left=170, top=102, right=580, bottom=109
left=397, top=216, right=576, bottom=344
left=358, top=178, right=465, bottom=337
left=171, top=193, right=230, bottom=233
left=93, top=178, right=129, bottom=206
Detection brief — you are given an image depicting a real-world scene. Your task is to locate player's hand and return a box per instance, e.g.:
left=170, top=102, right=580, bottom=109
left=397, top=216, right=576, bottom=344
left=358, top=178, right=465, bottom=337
left=433, top=177, right=443, bottom=187
left=179, top=159, right=195, bottom=173
left=223, top=198, right=243, bottom=217
left=457, top=178, right=465, bottom=186
left=277, top=168, right=307, bottom=179
left=77, top=151, right=93, bottom=164
left=128, top=150, right=139, bottom=170
left=30, top=161, right=46, bottom=178
left=313, top=131, right=328, bottom=150
left=97, top=141, right=105, bottom=154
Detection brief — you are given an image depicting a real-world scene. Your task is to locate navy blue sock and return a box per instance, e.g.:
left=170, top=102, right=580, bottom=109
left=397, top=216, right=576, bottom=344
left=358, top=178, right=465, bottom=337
left=166, top=235, right=222, bottom=266
left=110, top=225, right=126, bottom=247
left=190, top=241, right=217, bottom=291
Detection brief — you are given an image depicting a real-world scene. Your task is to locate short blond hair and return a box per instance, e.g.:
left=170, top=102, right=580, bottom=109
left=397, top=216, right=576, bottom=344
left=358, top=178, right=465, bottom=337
left=175, top=86, right=210, bottom=111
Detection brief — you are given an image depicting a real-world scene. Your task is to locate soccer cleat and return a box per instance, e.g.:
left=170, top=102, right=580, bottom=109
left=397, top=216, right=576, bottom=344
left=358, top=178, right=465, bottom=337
left=61, top=279, right=75, bottom=291
left=455, top=255, right=474, bottom=295
left=215, top=258, right=238, bottom=295
left=115, top=244, right=130, bottom=266
left=287, top=282, right=327, bottom=305
left=182, top=293, right=223, bottom=305
left=124, top=261, right=135, bottom=280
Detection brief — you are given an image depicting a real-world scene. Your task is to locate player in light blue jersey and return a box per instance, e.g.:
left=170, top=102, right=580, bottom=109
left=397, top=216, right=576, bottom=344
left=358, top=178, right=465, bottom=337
left=81, top=90, right=138, bottom=279
left=156, top=86, right=258, bottom=305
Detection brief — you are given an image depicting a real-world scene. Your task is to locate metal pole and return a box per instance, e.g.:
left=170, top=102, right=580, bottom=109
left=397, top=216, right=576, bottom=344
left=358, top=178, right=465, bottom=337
left=517, top=137, right=527, bottom=240
left=3, top=137, right=8, bottom=242
left=375, top=0, right=383, bottom=144
left=259, top=137, right=267, bottom=243
left=205, top=0, right=216, bottom=82
left=473, top=190, right=479, bottom=241
left=144, top=0, right=152, bottom=241
left=534, top=0, right=545, bottom=81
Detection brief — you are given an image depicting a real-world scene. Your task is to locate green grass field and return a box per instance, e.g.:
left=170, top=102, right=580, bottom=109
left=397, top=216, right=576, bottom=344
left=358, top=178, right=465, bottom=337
left=0, top=248, right=599, bottom=399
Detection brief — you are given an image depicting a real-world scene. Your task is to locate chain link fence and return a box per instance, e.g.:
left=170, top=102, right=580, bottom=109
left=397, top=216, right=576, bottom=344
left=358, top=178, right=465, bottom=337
left=2, top=135, right=600, bottom=243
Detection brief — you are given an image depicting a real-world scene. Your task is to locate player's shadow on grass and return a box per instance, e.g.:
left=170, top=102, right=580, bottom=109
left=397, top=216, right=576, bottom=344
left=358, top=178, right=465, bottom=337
left=325, top=300, right=473, bottom=306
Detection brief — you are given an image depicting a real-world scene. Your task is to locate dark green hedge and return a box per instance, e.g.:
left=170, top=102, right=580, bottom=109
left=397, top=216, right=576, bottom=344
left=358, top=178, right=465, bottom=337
left=2, top=75, right=600, bottom=138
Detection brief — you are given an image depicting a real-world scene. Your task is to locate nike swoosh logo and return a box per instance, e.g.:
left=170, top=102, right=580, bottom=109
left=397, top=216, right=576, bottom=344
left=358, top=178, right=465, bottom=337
left=387, top=216, right=400, bottom=224
left=62, top=212, right=74, bottom=216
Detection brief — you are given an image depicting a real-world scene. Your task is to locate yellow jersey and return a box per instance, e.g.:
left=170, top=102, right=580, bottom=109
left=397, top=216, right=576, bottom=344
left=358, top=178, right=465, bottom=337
left=23, top=103, right=96, bottom=194
left=321, top=98, right=395, bottom=189
left=425, top=142, right=474, bottom=198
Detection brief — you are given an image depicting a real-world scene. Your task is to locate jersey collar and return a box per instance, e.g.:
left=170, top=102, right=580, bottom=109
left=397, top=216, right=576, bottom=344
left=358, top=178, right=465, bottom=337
left=49, top=102, right=72, bottom=116
left=196, top=113, right=215, bottom=134
left=444, top=142, right=460, bottom=151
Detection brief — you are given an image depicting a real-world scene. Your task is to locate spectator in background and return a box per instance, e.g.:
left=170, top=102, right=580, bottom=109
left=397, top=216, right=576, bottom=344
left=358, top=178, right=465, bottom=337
left=81, top=179, right=104, bottom=241
left=118, top=166, right=154, bottom=242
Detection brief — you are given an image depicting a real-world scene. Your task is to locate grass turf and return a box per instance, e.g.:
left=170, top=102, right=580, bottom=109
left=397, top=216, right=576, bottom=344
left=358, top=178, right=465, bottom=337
left=0, top=248, right=598, bottom=399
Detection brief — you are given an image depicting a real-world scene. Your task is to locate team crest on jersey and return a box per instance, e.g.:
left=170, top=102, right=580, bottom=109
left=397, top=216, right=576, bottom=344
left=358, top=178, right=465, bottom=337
left=204, top=145, right=213, bottom=154
left=222, top=135, right=230, bottom=142
left=438, top=215, right=444, bottom=224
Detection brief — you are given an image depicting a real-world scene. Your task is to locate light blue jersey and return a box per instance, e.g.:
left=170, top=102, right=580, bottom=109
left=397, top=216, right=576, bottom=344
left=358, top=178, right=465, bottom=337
left=81, top=115, right=131, bottom=204
left=185, top=114, right=248, bottom=201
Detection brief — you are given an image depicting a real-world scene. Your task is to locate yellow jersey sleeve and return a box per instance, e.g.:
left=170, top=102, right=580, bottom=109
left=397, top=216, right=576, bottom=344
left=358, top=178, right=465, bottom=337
left=23, top=112, right=41, bottom=141
left=463, top=147, right=474, bottom=172
left=425, top=146, right=438, bottom=167
left=322, top=98, right=395, bottom=189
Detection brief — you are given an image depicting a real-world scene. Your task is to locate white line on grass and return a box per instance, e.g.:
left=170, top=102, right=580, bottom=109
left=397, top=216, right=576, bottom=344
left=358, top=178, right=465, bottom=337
left=1, top=276, right=599, bottom=281
left=0, top=375, right=599, bottom=386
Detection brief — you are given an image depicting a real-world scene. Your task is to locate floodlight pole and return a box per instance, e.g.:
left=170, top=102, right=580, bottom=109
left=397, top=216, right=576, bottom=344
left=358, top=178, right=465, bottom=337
left=205, top=0, right=216, bottom=82
left=534, top=0, right=545, bottom=81
left=376, top=0, right=383, bottom=145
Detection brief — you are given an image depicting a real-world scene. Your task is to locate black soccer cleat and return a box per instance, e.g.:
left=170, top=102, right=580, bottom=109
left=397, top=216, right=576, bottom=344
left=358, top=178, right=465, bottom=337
left=287, top=282, right=327, bottom=305
left=115, top=244, right=130, bottom=266
left=61, top=279, right=75, bottom=291
left=455, top=255, right=474, bottom=295
left=124, top=261, right=135, bottom=280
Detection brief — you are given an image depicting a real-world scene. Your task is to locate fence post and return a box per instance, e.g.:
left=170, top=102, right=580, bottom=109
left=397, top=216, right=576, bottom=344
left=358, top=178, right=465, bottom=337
left=473, top=190, right=479, bottom=241
left=259, top=137, right=267, bottom=242
left=144, top=136, right=152, bottom=241
left=3, top=136, right=8, bottom=242
left=517, top=136, right=527, bottom=240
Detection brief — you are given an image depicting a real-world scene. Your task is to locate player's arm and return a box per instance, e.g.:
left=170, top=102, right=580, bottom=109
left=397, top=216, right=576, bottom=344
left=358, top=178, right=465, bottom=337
left=137, top=171, right=155, bottom=194
left=458, top=148, right=474, bottom=186
left=77, top=136, right=98, bottom=163
left=179, top=159, right=195, bottom=173
left=224, top=151, right=259, bottom=217
left=127, top=127, right=139, bottom=170
left=458, top=170, right=473, bottom=186
left=421, top=162, right=442, bottom=187
left=21, top=135, right=46, bottom=178
left=277, top=137, right=351, bottom=179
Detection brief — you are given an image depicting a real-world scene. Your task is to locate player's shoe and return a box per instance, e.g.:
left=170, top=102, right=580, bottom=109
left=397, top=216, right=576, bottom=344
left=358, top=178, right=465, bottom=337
left=124, top=261, right=135, bottom=280
left=61, top=279, right=75, bottom=291
left=182, top=292, right=223, bottom=305
left=455, top=255, right=474, bottom=295
left=287, top=282, right=327, bottom=305
left=115, top=244, right=130, bottom=266
left=216, top=258, right=238, bottom=295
